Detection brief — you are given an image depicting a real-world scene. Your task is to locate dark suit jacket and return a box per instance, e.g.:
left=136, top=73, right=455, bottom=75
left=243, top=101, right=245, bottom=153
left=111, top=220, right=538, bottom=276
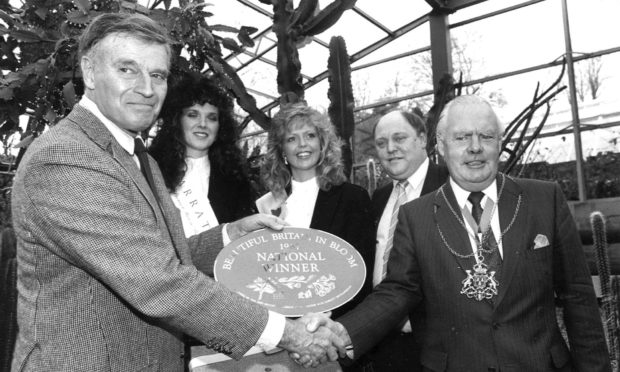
left=339, top=174, right=610, bottom=372
left=11, top=105, right=269, bottom=372
left=363, top=161, right=448, bottom=371
left=310, top=182, right=375, bottom=319
left=208, top=166, right=257, bottom=223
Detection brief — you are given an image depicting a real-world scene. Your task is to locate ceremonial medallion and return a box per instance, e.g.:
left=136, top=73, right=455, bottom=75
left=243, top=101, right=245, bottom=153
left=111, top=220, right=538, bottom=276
left=460, top=261, right=498, bottom=301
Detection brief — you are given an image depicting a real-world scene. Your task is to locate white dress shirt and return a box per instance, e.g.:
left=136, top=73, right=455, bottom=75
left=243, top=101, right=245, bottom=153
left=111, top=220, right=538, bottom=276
left=79, top=96, right=285, bottom=350
left=255, top=177, right=320, bottom=228
left=284, top=177, right=320, bottom=227
left=373, top=158, right=429, bottom=287
left=450, top=178, right=504, bottom=259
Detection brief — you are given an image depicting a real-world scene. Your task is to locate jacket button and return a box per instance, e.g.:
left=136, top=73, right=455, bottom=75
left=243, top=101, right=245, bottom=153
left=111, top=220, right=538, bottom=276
left=492, top=322, right=500, bottom=330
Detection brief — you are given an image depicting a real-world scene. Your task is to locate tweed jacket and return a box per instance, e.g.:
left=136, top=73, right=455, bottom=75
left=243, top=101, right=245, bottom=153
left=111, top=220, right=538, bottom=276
left=11, top=105, right=269, bottom=372
left=339, top=174, right=610, bottom=372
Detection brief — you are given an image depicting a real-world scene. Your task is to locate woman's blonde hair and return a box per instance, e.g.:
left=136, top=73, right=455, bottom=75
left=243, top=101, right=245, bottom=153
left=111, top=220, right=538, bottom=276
left=260, top=103, right=346, bottom=198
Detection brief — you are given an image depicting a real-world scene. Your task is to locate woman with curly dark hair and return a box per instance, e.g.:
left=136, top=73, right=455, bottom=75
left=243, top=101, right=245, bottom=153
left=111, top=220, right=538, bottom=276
left=149, top=71, right=257, bottom=238
left=257, top=102, right=375, bottom=319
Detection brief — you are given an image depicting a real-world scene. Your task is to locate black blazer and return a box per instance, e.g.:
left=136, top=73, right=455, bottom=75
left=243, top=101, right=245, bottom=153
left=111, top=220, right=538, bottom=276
left=208, top=166, right=257, bottom=224
left=309, top=182, right=375, bottom=319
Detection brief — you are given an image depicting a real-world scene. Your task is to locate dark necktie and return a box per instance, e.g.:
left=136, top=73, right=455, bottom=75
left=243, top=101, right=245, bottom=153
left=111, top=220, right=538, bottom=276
left=134, top=137, right=160, bottom=203
left=468, top=191, right=502, bottom=280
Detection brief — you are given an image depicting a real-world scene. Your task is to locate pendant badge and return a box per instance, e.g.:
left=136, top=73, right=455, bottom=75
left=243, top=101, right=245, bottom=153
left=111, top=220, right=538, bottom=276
left=460, top=261, right=499, bottom=301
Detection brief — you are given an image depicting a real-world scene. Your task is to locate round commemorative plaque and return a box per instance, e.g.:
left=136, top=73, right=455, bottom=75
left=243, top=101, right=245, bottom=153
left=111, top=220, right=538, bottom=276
left=214, top=227, right=366, bottom=317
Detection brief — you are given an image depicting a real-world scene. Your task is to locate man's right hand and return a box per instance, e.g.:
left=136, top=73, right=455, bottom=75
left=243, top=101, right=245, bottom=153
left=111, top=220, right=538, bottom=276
left=277, top=313, right=348, bottom=368
left=226, top=213, right=287, bottom=241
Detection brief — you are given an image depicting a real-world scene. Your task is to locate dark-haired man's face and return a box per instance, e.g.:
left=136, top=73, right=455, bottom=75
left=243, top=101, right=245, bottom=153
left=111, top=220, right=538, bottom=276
left=374, top=111, right=427, bottom=181
left=81, top=34, right=169, bottom=134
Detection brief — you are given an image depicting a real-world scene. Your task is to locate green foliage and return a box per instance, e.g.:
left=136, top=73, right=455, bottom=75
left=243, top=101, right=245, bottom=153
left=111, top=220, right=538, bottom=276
left=0, top=0, right=267, bottom=148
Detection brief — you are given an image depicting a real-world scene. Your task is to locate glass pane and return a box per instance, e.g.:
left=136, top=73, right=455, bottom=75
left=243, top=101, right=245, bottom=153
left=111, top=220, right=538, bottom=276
left=568, top=0, right=620, bottom=53
left=450, top=1, right=565, bottom=80
left=351, top=52, right=434, bottom=109
left=316, top=10, right=385, bottom=56
left=303, top=79, right=330, bottom=112
left=356, top=0, right=431, bottom=30
left=351, top=23, right=430, bottom=68
left=237, top=60, right=279, bottom=97
left=449, top=0, right=533, bottom=24
left=207, top=0, right=272, bottom=31
left=298, top=41, right=330, bottom=77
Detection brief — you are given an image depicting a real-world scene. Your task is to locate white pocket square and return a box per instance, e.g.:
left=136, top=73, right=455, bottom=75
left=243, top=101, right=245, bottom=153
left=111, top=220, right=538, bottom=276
left=533, top=234, right=549, bottom=249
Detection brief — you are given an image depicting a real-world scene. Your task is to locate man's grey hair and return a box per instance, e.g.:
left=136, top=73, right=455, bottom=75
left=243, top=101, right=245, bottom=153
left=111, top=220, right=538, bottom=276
left=435, top=95, right=504, bottom=141
left=78, top=13, right=172, bottom=60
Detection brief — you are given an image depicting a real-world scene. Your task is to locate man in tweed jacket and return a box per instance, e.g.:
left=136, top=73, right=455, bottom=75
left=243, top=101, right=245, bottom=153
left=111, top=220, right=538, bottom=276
left=11, top=13, right=345, bottom=372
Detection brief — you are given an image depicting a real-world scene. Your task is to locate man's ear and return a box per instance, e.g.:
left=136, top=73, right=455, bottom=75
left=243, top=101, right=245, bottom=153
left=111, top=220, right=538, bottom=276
left=418, top=132, right=427, bottom=148
left=81, top=56, right=95, bottom=90
left=437, top=137, right=445, bottom=157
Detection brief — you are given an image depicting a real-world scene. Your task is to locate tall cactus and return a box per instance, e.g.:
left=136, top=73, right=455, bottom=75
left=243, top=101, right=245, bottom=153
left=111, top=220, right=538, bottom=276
left=366, top=158, right=376, bottom=196
left=327, top=36, right=355, bottom=179
left=267, top=0, right=357, bottom=103
left=591, top=211, right=619, bottom=368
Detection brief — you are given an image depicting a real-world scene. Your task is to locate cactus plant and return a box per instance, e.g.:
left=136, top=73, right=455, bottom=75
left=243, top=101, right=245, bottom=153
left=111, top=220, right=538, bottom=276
left=590, top=211, right=619, bottom=368
left=366, top=158, right=376, bottom=196
left=327, top=36, right=355, bottom=178
left=267, top=0, right=357, bottom=103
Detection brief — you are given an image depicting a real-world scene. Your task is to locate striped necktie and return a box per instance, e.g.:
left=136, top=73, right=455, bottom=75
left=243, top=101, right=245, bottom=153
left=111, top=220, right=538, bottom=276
left=468, top=191, right=502, bottom=279
left=382, top=180, right=409, bottom=280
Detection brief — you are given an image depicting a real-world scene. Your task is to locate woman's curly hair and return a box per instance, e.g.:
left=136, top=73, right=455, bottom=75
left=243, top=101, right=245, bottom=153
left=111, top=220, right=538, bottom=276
left=149, top=70, right=250, bottom=192
left=260, top=103, right=346, bottom=199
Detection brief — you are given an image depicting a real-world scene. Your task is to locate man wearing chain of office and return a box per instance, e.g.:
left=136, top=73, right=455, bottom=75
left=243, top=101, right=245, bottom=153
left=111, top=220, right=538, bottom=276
left=334, top=95, right=610, bottom=371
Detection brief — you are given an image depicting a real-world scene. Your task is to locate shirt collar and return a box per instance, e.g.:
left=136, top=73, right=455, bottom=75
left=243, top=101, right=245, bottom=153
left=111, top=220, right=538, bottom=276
left=186, top=155, right=210, bottom=173
left=79, top=96, right=138, bottom=155
left=392, top=157, right=429, bottom=191
left=450, top=177, right=498, bottom=209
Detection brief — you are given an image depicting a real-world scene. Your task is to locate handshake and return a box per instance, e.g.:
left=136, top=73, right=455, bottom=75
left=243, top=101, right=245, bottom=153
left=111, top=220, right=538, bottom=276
left=278, top=312, right=352, bottom=368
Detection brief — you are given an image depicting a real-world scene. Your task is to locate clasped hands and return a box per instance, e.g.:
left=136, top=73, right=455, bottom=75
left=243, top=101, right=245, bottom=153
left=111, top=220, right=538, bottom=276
left=278, top=312, right=351, bottom=368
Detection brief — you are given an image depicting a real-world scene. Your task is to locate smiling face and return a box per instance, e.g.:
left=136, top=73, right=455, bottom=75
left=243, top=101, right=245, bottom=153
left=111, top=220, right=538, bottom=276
left=438, top=102, right=502, bottom=192
left=81, top=33, right=169, bottom=135
left=282, top=119, right=321, bottom=182
left=374, top=111, right=428, bottom=181
left=180, top=102, right=219, bottom=158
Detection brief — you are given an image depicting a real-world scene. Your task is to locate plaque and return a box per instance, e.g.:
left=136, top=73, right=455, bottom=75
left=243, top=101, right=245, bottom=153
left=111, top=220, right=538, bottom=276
left=214, top=227, right=366, bottom=317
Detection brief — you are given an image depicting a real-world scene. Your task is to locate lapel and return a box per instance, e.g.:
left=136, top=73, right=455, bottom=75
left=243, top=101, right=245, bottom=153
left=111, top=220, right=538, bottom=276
left=68, top=105, right=187, bottom=261
left=494, top=174, right=527, bottom=307
left=371, top=183, right=392, bottom=221
left=421, top=162, right=448, bottom=196
left=310, top=186, right=340, bottom=231
left=69, top=105, right=161, bottom=213
left=433, top=182, right=477, bottom=274
left=208, top=166, right=228, bottom=222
